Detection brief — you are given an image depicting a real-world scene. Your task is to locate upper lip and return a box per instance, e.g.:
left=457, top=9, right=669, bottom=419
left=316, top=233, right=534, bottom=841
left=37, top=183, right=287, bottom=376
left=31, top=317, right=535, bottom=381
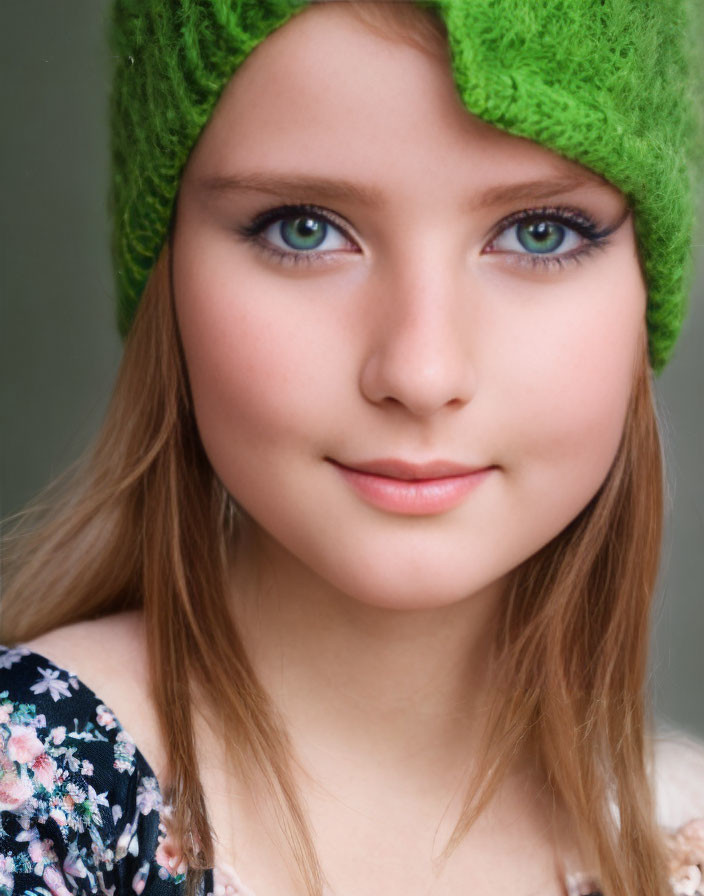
left=329, top=458, right=491, bottom=480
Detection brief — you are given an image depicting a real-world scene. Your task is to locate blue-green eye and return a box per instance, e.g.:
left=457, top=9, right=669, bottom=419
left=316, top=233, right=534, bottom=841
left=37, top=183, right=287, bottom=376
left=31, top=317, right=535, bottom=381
left=279, top=216, right=328, bottom=250
left=258, top=209, right=354, bottom=255
left=490, top=212, right=590, bottom=258
left=516, top=220, right=567, bottom=254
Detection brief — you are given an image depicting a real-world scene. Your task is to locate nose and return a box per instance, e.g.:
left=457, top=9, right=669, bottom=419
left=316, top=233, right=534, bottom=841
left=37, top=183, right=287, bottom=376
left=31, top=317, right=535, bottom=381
left=358, top=258, right=477, bottom=417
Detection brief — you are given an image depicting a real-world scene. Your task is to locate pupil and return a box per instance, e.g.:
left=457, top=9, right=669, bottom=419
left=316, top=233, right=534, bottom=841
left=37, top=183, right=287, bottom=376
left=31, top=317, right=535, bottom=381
left=281, top=216, right=327, bottom=250
left=296, top=218, right=318, bottom=237
left=518, top=220, right=564, bottom=254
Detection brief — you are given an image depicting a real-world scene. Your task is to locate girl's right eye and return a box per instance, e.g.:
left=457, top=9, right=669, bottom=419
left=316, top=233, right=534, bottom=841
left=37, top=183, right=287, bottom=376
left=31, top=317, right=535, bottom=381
left=239, top=205, right=359, bottom=265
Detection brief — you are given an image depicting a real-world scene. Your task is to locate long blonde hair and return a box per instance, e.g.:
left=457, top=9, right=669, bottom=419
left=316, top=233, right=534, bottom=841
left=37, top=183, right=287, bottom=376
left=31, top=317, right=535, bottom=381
left=1, top=4, right=671, bottom=895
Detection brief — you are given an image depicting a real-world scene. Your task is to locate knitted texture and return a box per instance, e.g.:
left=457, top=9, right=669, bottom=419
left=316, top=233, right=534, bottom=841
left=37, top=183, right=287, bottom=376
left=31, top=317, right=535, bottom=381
left=438, top=0, right=704, bottom=370
left=110, top=0, right=704, bottom=369
left=110, top=0, right=306, bottom=334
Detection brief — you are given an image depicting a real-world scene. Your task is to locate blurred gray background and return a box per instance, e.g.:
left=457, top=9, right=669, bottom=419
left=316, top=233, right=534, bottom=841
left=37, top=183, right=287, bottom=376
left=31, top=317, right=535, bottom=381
left=2, top=3, right=703, bottom=739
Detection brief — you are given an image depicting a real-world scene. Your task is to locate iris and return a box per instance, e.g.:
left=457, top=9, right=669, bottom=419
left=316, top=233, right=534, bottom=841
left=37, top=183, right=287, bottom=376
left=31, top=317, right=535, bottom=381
left=517, top=220, right=565, bottom=254
left=280, top=216, right=327, bottom=250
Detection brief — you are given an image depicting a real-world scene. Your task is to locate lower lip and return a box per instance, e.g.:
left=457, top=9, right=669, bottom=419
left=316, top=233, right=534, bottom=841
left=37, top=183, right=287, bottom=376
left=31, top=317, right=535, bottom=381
left=332, top=463, right=492, bottom=515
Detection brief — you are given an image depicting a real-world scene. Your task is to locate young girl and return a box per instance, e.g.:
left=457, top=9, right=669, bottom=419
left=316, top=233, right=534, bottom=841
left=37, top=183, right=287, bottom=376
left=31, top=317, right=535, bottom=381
left=2, top=2, right=703, bottom=896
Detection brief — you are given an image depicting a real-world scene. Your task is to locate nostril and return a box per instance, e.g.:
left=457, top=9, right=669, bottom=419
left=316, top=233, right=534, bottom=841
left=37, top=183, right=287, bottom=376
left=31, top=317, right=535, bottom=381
left=359, top=347, right=476, bottom=417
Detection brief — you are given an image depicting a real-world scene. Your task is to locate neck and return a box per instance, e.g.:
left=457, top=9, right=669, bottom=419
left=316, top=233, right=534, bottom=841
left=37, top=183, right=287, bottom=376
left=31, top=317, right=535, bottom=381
left=228, top=525, right=507, bottom=797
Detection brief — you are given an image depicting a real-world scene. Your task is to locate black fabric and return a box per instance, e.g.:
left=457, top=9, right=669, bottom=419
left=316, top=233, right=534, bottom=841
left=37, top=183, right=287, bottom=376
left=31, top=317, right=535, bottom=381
left=0, top=646, right=213, bottom=896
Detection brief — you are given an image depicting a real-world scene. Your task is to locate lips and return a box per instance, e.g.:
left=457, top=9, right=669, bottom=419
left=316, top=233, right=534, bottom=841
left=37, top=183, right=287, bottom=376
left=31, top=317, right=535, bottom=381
left=330, top=458, right=488, bottom=480
left=327, top=457, right=494, bottom=515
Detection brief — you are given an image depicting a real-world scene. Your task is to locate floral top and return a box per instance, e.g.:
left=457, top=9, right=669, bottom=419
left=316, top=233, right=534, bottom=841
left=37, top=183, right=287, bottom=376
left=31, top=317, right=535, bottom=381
left=1, top=646, right=702, bottom=896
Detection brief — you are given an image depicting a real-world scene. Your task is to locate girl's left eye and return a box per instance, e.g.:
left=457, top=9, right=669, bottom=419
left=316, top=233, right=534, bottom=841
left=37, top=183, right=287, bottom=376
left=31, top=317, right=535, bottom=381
left=492, top=219, right=582, bottom=255
left=484, top=208, right=612, bottom=268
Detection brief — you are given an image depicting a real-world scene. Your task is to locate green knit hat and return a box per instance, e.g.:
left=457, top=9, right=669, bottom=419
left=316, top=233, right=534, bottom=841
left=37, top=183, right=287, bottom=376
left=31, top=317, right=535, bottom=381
left=110, top=0, right=704, bottom=370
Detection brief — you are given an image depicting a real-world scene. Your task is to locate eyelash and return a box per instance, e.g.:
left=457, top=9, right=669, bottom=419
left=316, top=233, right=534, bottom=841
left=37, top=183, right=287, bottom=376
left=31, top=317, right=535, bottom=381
left=237, top=203, right=616, bottom=271
left=238, top=204, right=356, bottom=269
left=484, top=206, right=615, bottom=271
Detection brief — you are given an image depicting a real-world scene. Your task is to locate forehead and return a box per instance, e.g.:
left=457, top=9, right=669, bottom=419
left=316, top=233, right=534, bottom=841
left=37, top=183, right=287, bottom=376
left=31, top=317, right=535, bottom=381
left=185, top=2, right=618, bottom=208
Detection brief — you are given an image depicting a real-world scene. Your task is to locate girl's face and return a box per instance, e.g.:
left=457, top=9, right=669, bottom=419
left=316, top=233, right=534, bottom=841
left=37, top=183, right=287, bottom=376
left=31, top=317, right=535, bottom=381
left=172, top=3, right=646, bottom=610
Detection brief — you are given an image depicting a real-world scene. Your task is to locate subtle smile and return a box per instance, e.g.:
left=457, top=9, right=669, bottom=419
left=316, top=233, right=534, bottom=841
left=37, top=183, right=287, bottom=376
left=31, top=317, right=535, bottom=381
left=327, top=458, right=495, bottom=515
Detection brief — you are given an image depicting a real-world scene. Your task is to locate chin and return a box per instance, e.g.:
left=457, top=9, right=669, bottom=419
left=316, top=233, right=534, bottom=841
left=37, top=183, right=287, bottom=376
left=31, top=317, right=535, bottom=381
left=314, top=555, right=508, bottom=614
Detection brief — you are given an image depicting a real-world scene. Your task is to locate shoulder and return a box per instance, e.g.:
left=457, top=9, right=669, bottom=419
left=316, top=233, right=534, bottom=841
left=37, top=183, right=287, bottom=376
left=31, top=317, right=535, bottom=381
left=0, top=643, right=147, bottom=817
left=652, top=730, right=704, bottom=829
left=21, top=611, right=166, bottom=782
left=21, top=611, right=148, bottom=710
left=0, top=631, right=187, bottom=895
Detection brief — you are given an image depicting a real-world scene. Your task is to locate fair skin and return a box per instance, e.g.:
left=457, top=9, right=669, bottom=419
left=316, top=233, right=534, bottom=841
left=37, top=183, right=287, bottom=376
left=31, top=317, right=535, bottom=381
left=27, top=4, right=646, bottom=895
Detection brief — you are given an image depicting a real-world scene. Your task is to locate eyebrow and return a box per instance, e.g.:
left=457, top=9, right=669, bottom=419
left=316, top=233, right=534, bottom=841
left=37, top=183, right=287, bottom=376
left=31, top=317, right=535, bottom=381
left=197, top=171, right=616, bottom=209
left=472, top=175, right=616, bottom=208
left=198, top=173, right=383, bottom=207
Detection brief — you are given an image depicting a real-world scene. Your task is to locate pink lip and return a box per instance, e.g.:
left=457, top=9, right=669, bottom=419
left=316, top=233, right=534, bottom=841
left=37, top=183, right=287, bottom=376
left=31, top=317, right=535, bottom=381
left=328, top=458, right=494, bottom=515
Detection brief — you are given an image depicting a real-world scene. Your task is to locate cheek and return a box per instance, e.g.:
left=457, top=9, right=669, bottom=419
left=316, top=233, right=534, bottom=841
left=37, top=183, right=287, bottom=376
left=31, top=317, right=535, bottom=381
left=493, top=260, right=646, bottom=516
left=171, top=238, right=347, bottom=482
left=519, top=357, right=632, bottom=496
left=177, top=295, right=302, bottom=457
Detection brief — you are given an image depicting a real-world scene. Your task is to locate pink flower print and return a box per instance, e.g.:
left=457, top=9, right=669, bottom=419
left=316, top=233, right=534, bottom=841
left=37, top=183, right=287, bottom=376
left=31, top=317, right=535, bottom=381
left=42, top=864, right=73, bottom=896
left=115, top=819, right=138, bottom=861
left=66, top=782, right=86, bottom=802
left=96, top=705, right=117, bottom=730
left=679, top=819, right=704, bottom=864
left=62, top=850, right=88, bottom=880
left=90, top=837, right=114, bottom=870
left=671, top=864, right=702, bottom=896
left=49, top=807, right=68, bottom=827
left=88, top=783, right=110, bottom=812
left=673, top=865, right=702, bottom=896
left=7, top=724, right=44, bottom=764
left=28, top=836, right=58, bottom=874
left=155, top=834, right=188, bottom=880
left=61, top=784, right=89, bottom=828
left=116, top=731, right=136, bottom=755
left=0, top=853, right=16, bottom=890
left=51, top=726, right=66, bottom=745
left=0, top=702, right=13, bottom=724
left=213, top=862, right=258, bottom=896
left=0, top=646, right=29, bottom=669
left=665, top=817, right=704, bottom=896
left=0, top=764, right=33, bottom=811
left=31, top=751, right=56, bottom=789
left=135, top=776, right=161, bottom=815
left=132, top=860, right=150, bottom=894
left=80, top=759, right=94, bottom=776
left=155, top=804, right=188, bottom=880
left=30, top=668, right=72, bottom=702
